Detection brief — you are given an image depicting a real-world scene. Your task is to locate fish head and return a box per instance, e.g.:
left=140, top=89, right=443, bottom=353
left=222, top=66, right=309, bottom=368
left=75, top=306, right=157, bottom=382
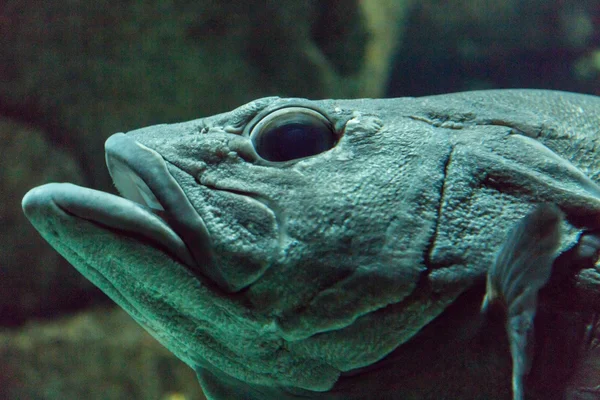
left=22, top=96, right=453, bottom=392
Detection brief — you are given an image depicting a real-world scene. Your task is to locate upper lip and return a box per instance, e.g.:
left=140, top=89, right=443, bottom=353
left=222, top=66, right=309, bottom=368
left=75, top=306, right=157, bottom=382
left=103, top=133, right=232, bottom=288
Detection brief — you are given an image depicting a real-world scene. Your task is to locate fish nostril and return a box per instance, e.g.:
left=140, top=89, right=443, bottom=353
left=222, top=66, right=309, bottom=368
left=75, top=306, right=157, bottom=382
left=227, top=137, right=259, bottom=163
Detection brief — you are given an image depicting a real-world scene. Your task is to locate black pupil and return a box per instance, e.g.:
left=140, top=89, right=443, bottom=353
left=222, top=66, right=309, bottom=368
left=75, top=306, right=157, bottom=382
left=254, top=121, right=335, bottom=162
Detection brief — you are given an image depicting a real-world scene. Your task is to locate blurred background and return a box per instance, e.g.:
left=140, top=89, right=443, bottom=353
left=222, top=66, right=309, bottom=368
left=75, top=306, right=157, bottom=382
left=1, top=0, right=599, bottom=398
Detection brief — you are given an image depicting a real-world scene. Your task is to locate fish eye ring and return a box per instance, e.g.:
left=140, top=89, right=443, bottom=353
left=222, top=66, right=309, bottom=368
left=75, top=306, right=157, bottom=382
left=248, top=107, right=337, bottom=162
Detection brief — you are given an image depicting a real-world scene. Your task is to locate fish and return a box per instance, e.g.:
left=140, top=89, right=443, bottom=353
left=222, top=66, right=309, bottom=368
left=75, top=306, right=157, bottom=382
left=22, top=89, right=600, bottom=399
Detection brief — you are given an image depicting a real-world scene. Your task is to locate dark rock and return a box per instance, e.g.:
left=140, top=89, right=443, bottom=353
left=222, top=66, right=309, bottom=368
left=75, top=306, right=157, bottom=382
left=0, top=307, right=204, bottom=400
left=388, top=0, right=600, bottom=97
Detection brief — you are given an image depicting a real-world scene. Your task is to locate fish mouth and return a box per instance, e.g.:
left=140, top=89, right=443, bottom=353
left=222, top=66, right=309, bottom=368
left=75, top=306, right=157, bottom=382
left=105, top=133, right=225, bottom=283
left=23, top=133, right=226, bottom=289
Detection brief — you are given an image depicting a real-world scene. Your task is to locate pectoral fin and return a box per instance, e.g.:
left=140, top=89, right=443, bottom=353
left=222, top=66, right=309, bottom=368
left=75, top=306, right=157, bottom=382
left=482, top=204, right=563, bottom=400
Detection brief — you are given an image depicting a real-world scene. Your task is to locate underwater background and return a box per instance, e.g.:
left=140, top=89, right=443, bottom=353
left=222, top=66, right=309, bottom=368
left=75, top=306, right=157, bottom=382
left=0, top=1, right=599, bottom=399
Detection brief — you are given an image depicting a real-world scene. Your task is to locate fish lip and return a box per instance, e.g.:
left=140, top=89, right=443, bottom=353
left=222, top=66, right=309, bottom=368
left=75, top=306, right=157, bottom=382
left=21, top=182, right=196, bottom=268
left=104, top=133, right=231, bottom=290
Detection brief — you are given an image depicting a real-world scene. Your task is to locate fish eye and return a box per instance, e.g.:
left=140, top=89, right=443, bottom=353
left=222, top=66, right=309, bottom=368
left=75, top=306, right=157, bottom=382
left=249, top=107, right=336, bottom=162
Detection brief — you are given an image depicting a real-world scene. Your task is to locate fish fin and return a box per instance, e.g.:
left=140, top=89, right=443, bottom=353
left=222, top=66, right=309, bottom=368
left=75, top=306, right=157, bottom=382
left=482, top=204, right=563, bottom=400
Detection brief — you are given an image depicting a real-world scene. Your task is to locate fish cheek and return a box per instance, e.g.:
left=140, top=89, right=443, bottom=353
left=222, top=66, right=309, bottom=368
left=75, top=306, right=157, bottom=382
left=200, top=190, right=280, bottom=290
